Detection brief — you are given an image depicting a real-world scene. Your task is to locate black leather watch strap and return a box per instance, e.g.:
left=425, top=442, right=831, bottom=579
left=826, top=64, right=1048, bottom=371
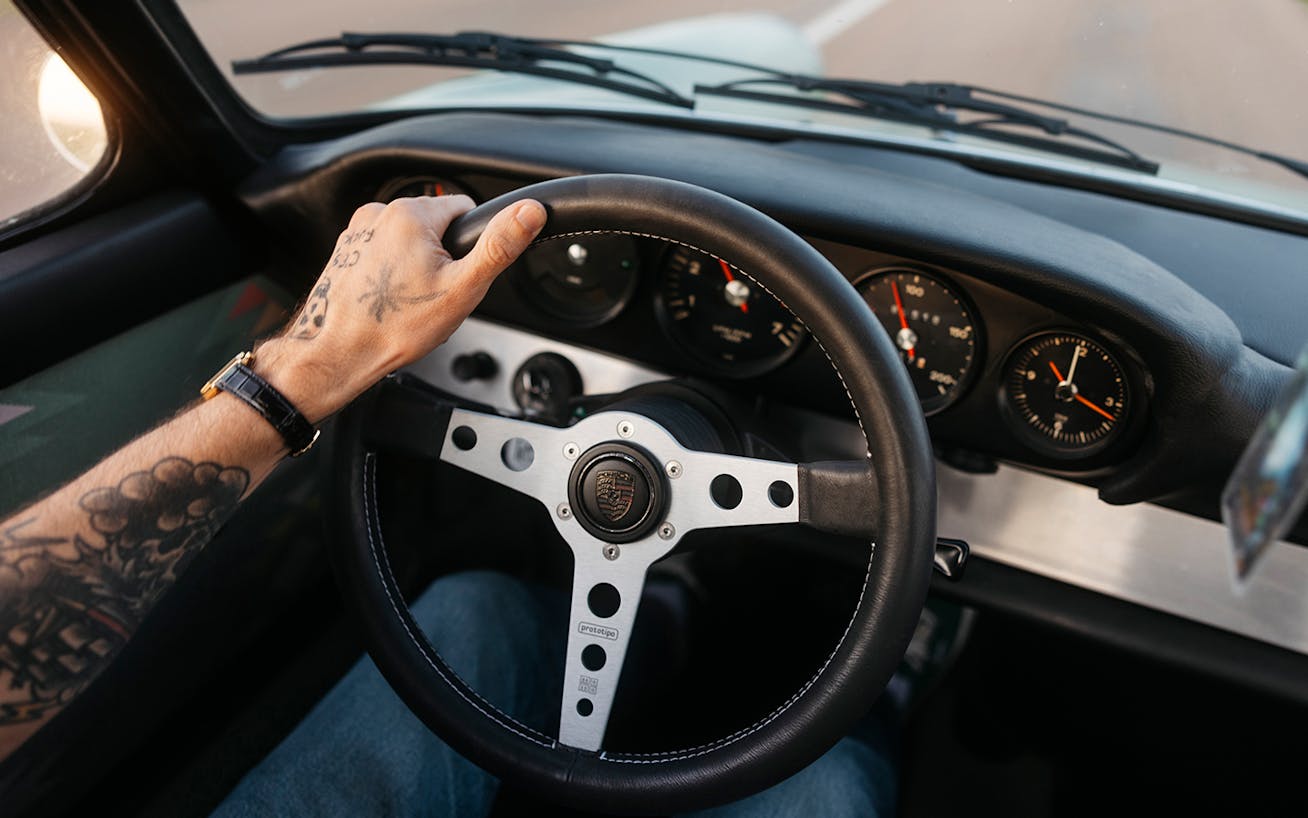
left=203, top=352, right=320, bottom=456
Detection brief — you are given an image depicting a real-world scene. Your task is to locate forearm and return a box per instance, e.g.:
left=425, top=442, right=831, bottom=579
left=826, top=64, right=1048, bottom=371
left=0, top=343, right=302, bottom=757
left=0, top=193, right=545, bottom=764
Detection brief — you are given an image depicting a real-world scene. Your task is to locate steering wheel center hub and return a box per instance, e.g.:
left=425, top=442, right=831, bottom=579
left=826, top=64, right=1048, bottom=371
left=568, top=442, right=666, bottom=543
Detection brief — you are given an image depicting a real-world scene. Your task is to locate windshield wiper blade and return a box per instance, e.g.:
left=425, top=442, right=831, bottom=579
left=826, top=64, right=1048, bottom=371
left=232, top=31, right=694, bottom=109
left=697, top=77, right=1162, bottom=175
left=967, top=83, right=1308, bottom=183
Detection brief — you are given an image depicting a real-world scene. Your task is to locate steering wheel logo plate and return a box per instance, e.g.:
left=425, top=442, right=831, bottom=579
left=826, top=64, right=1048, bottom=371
left=570, top=443, right=665, bottom=543
left=594, top=469, right=636, bottom=522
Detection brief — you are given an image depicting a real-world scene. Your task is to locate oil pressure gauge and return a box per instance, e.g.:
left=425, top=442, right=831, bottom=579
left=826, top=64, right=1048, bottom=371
left=1001, top=331, right=1129, bottom=458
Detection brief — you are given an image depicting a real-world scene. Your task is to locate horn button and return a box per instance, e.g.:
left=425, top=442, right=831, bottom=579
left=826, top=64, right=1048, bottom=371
left=568, top=443, right=667, bottom=544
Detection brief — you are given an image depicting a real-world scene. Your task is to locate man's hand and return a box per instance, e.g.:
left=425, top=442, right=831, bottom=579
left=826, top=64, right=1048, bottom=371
left=255, top=195, right=547, bottom=422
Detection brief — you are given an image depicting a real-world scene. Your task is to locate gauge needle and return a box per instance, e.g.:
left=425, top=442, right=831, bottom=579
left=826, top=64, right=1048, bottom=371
left=890, top=281, right=915, bottom=360
left=719, top=259, right=749, bottom=314
left=1048, top=361, right=1116, bottom=421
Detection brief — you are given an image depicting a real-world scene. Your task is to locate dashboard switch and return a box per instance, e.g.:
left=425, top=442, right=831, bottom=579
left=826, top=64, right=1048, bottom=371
left=451, top=351, right=498, bottom=382
left=513, top=352, right=583, bottom=421
left=933, top=538, right=970, bottom=581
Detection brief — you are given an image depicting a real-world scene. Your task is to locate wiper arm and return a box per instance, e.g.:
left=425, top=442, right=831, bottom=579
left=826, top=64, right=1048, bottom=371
left=232, top=31, right=694, bottom=109
left=697, top=77, right=1162, bottom=175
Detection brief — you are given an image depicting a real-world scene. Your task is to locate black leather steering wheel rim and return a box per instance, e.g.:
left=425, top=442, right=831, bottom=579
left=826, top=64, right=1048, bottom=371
left=332, top=174, right=936, bottom=814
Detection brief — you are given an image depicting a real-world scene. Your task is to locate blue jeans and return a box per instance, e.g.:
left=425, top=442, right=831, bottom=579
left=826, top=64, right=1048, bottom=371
left=213, top=572, right=897, bottom=817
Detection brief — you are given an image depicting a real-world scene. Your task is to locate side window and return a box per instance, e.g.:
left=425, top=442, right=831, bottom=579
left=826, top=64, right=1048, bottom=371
left=1, top=1, right=109, bottom=228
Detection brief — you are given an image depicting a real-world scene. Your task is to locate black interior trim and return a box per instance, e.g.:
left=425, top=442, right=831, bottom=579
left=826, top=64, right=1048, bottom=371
left=935, top=557, right=1308, bottom=707
left=0, top=192, right=257, bottom=387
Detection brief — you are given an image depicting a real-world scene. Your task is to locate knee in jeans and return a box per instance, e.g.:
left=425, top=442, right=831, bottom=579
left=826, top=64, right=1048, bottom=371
left=409, top=570, right=534, bottom=635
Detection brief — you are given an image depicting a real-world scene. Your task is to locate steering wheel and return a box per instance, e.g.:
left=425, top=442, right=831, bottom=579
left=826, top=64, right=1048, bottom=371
left=332, top=174, right=936, bottom=814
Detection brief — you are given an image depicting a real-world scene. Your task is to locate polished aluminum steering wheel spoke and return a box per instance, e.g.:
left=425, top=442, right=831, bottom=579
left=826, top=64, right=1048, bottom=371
left=439, top=408, right=801, bottom=539
left=555, top=530, right=657, bottom=750
left=438, top=409, right=573, bottom=507
left=439, top=406, right=810, bottom=750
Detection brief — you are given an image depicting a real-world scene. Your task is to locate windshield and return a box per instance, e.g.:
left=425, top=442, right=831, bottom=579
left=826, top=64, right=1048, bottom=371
left=176, top=0, right=1308, bottom=213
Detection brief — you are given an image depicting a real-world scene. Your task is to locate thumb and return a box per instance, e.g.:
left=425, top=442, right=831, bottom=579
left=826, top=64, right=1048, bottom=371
left=453, top=199, right=547, bottom=284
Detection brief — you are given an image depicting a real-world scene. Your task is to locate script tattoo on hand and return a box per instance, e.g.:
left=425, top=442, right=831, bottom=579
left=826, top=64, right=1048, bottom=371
left=358, top=261, right=445, bottom=323
left=0, top=458, right=248, bottom=726
left=291, top=278, right=331, bottom=341
left=328, top=227, right=373, bottom=270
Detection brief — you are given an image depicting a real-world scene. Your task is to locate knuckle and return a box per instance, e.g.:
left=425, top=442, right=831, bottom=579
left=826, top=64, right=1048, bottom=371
left=480, top=234, right=516, bottom=269
left=349, top=202, right=383, bottom=226
left=383, top=200, right=428, bottom=236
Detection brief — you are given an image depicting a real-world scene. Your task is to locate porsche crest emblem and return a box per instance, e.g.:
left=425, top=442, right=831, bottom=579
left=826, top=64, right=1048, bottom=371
left=594, top=470, right=636, bottom=522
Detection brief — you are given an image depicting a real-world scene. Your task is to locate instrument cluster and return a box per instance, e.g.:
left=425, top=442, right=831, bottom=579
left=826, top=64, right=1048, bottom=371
left=372, top=175, right=1145, bottom=466
left=509, top=233, right=1143, bottom=463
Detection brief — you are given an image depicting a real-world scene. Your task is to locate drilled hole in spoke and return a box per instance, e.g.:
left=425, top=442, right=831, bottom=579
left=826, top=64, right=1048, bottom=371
left=500, top=438, right=534, bottom=471
left=768, top=480, right=794, bottom=508
left=577, top=698, right=594, bottom=717
left=451, top=426, right=477, bottom=451
left=710, top=474, right=743, bottom=510
left=582, top=644, right=607, bottom=671
left=587, top=583, right=620, bottom=618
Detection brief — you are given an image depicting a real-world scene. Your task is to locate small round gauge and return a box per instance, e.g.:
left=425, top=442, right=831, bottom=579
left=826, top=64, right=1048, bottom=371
left=1001, top=331, right=1130, bottom=457
left=657, top=247, right=806, bottom=376
left=376, top=176, right=471, bottom=201
left=518, top=236, right=641, bottom=326
left=857, top=267, right=980, bottom=414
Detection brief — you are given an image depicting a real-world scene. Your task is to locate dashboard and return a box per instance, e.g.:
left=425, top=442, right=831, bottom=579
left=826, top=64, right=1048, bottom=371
left=370, top=172, right=1151, bottom=471
left=237, top=112, right=1308, bottom=697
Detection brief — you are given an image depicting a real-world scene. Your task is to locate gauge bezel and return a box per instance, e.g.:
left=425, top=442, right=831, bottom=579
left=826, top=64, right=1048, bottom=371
left=514, top=235, right=642, bottom=329
left=852, top=265, right=984, bottom=416
left=998, top=329, right=1131, bottom=459
left=653, top=245, right=808, bottom=378
left=375, top=175, right=472, bottom=202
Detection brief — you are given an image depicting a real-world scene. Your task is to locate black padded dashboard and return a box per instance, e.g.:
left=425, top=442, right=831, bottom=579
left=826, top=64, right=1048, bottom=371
left=239, top=111, right=1308, bottom=531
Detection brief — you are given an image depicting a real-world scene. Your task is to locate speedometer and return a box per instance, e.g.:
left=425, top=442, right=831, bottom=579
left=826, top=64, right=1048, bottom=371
left=856, top=267, right=980, bottom=414
left=656, top=247, right=806, bottom=376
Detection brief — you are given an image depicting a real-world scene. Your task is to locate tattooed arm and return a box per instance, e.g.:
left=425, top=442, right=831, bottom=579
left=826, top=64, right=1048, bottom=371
left=0, top=195, right=547, bottom=760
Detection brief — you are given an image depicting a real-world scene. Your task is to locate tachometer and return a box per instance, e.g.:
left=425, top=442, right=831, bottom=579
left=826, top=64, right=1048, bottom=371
left=1001, top=331, right=1129, bottom=457
left=656, top=247, right=806, bottom=376
left=857, top=267, right=980, bottom=414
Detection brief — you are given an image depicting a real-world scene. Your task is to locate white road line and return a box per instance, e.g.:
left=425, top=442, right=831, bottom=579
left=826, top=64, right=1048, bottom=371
left=801, top=0, right=894, bottom=46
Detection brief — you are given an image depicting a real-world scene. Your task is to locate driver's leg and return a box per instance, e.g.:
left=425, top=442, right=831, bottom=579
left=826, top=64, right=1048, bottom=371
left=211, top=570, right=561, bottom=818
left=680, top=703, right=899, bottom=818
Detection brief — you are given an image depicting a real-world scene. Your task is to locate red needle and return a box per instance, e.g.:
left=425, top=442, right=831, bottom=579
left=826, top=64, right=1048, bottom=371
left=720, top=259, right=749, bottom=314
left=1075, top=394, right=1117, bottom=421
left=1049, top=361, right=1116, bottom=421
left=890, top=281, right=915, bottom=360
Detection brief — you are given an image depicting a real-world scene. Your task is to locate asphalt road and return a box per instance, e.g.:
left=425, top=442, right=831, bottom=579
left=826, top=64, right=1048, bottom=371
left=6, top=0, right=1308, bottom=218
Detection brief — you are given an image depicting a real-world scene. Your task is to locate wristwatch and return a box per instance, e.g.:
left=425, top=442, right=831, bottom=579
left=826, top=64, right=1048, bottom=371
left=201, top=351, right=321, bottom=457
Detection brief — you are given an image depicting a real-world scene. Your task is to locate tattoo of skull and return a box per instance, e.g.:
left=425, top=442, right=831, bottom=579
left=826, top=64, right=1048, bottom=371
left=292, top=277, right=331, bottom=340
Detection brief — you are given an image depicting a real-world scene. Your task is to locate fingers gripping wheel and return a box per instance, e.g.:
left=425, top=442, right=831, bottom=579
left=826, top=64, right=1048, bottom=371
left=333, top=174, right=937, bottom=814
